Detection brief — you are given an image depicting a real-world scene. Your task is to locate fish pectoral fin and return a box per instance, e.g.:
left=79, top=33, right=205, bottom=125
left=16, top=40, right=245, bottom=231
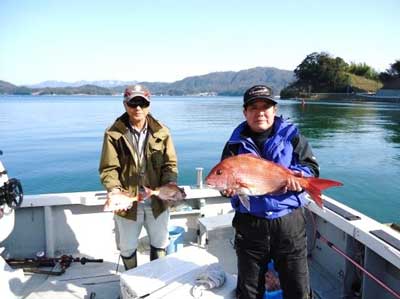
left=236, top=179, right=254, bottom=193
left=238, top=194, right=251, bottom=211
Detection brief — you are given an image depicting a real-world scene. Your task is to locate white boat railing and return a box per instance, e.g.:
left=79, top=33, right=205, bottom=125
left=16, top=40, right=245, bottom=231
left=18, top=188, right=400, bottom=269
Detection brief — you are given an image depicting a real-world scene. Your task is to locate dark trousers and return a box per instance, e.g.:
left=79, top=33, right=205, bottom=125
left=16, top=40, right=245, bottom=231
left=232, top=208, right=309, bottom=299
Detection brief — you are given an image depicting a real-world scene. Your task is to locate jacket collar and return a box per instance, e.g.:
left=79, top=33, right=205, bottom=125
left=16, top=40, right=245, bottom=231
left=229, top=116, right=284, bottom=143
left=111, top=113, right=167, bottom=139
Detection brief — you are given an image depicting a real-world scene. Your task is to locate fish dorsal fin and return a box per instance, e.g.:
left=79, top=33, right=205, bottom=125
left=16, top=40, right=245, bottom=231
left=237, top=153, right=266, bottom=164
left=239, top=153, right=260, bottom=159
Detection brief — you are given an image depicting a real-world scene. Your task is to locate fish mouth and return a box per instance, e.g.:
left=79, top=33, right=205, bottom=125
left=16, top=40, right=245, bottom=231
left=205, top=183, right=218, bottom=189
left=205, top=183, right=224, bottom=191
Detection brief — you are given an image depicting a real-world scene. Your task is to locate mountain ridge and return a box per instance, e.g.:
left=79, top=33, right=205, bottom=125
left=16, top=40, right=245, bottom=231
left=28, top=80, right=139, bottom=88
left=0, top=67, right=294, bottom=96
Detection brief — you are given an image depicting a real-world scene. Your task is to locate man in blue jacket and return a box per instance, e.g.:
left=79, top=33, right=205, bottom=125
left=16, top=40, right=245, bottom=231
left=221, top=85, right=319, bottom=299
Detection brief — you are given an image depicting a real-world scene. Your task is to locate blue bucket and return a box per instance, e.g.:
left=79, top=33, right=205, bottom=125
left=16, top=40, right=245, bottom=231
left=263, top=290, right=283, bottom=299
left=166, top=226, right=185, bottom=254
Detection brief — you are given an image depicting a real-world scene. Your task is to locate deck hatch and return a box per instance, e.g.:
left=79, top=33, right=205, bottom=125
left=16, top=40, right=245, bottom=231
left=370, top=229, right=400, bottom=252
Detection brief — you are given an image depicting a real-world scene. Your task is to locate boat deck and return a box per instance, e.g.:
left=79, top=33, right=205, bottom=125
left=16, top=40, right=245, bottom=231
left=8, top=247, right=352, bottom=299
left=14, top=245, right=238, bottom=299
left=2, top=189, right=400, bottom=299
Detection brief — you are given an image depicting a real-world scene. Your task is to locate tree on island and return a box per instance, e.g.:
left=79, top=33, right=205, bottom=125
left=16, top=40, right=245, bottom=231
left=347, top=62, right=379, bottom=81
left=295, top=52, right=349, bottom=92
left=280, top=52, right=381, bottom=98
left=281, top=52, right=349, bottom=98
left=379, top=60, right=400, bottom=82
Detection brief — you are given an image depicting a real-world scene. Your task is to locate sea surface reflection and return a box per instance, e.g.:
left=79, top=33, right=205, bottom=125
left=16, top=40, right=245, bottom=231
left=0, top=96, right=399, bottom=223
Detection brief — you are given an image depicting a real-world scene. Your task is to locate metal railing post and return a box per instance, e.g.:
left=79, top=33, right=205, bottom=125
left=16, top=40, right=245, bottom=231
left=196, top=167, right=203, bottom=189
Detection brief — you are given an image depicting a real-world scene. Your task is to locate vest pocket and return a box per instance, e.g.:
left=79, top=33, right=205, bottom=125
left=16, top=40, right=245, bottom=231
left=151, top=151, right=164, bottom=168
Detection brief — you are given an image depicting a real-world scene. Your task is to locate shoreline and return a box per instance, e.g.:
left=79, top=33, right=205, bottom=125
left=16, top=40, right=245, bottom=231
left=288, top=93, right=400, bottom=103
left=2, top=93, right=400, bottom=103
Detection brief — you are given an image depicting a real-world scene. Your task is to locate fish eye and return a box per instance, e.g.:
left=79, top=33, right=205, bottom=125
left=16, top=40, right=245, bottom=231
left=216, top=169, right=223, bottom=175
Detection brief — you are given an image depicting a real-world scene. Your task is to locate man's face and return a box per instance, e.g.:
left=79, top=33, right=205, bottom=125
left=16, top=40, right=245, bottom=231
left=243, top=100, right=276, bottom=132
left=124, top=98, right=150, bottom=124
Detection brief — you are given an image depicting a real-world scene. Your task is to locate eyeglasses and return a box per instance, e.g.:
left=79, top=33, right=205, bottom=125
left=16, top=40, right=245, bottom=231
left=126, top=100, right=150, bottom=109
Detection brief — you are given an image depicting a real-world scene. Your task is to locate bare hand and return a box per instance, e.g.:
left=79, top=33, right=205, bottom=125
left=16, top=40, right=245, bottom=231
left=221, top=188, right=236, bottom=197
left=104, top=190, right=135, bottom=212
left=283, top=171, right=303, bottom=193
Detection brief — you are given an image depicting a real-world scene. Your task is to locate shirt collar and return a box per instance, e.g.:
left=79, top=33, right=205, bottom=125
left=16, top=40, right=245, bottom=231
left=130, top=121, right=148, bottom=136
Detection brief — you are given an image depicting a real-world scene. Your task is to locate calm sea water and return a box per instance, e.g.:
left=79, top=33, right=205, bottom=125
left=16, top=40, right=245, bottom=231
left=0, top=95, right=399, bottom=223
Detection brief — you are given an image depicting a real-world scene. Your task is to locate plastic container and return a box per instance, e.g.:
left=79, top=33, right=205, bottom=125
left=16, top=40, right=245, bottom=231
left=264, top=261, right=283, bottom=299
left=166, top=226, right=185, bottom=254
left=263, top=289, right=283, bottom=299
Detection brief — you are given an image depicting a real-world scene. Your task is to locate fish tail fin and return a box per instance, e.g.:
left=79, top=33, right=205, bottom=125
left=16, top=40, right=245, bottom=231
left=304, top=178, right=343, bottom=208
left=140, top=186, right=161, bottom=201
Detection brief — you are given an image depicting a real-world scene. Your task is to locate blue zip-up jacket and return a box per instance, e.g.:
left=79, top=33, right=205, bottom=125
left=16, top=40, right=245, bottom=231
left=222, top=116, right=319, bottom=219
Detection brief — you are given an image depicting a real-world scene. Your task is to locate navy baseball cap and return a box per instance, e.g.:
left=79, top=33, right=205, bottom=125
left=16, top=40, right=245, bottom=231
left=243, top=85, right=277, bottom=107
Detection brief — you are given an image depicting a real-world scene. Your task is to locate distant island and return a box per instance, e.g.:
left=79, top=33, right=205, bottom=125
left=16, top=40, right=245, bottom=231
left=0, top=67, right=294, bottom=97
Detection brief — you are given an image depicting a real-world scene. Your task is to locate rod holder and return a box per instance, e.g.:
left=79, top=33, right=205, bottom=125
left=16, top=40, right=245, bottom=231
left=196, top=167, right=203, bottom=189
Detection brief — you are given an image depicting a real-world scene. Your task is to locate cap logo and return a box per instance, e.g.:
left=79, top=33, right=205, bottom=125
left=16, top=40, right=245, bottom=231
left=124, top=89, right=132, bottom=98
left=243, top=85, right=276, bottom=106
left=248, top=87, right=271, bottom=97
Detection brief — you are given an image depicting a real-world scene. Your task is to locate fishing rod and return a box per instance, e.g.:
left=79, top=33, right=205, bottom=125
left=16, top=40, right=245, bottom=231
left=313, top=228, right=400, bottom=298
left=307, top=207, right=400, bottom=298
left=6, top=255, right=104, bottom=276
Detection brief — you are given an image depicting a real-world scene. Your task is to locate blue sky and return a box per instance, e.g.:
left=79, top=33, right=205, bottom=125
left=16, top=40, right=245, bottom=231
left=1, top=0, right=399, bottom=85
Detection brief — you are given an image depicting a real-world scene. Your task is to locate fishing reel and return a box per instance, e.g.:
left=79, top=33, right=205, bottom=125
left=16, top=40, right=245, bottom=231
left=0, top=151, right=23, bottom=209
left=0, top=151, right=23, bottom=244
left=0, top=178, right=24, bottom=208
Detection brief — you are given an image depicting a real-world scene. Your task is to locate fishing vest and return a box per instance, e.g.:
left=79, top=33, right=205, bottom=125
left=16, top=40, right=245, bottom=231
left=226, top=116, right=312, bottom=219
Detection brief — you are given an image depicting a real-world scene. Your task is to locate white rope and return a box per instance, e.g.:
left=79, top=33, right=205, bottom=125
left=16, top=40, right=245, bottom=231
left=191, top=264, right=226, bottom=298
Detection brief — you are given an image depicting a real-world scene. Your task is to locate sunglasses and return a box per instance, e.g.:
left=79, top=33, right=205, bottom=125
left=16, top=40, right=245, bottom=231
left=126, top=100, right=150, bottom=109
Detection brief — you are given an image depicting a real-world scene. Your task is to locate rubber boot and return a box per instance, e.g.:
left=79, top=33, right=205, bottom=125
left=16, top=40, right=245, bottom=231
left=121, top=250, right=137, bottom=270
left=150, top=245, right=166, bottom=261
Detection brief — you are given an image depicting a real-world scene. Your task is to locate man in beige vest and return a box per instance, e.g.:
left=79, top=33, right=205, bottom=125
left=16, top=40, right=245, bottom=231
left=99, top=84, right=178, bottom=270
